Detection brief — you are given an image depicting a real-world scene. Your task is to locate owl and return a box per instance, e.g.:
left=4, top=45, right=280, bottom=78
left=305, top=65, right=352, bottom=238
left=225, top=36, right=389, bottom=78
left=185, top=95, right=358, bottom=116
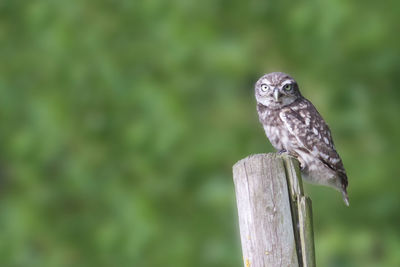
left=255, top=72, right=349, bottom=206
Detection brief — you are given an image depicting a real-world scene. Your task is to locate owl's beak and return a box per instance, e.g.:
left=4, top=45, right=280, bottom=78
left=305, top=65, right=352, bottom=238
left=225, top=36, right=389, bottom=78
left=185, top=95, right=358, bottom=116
left=273, top=88, right=280, bottom=101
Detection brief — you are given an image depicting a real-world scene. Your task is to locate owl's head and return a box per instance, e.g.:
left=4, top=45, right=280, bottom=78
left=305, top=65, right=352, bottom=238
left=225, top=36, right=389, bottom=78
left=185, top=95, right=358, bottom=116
left=255, top=72, right=302, bottom=109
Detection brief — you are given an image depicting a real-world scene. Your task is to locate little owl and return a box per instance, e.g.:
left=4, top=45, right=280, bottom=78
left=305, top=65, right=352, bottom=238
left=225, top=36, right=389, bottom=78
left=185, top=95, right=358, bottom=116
left=255, top=72, right=349, bottom=206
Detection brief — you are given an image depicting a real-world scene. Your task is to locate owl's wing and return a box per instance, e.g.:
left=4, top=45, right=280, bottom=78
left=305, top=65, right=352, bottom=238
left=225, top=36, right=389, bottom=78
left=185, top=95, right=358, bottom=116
left=280, top=100, right=348, bottom=189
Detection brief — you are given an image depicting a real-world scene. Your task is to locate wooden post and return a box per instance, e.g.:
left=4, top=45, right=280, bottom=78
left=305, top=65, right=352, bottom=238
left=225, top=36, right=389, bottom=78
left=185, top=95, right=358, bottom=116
left=233, top=153, right=315, bottom=267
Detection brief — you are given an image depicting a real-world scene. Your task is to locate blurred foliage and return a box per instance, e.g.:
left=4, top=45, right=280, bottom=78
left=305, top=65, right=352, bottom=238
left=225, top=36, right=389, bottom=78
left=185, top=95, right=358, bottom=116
left=0, top=0, right=399, bottom=266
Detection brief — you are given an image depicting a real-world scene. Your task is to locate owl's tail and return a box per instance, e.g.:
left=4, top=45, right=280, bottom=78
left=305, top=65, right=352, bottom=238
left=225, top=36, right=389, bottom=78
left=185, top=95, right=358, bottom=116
left=338, top=172, right=349, bottom=206
left=341, top=189, right=349, bottom=206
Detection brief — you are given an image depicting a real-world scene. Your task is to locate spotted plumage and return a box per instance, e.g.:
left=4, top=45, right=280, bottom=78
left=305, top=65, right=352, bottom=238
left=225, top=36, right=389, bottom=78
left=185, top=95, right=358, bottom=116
left=255, top=72, right=349, bottom=205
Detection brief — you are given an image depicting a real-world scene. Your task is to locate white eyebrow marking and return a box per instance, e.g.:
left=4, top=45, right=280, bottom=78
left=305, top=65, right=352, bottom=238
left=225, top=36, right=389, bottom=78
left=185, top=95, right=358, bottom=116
left=261, top=78, right=272, bottom=85
left=281, top=80, right=293, bottom=86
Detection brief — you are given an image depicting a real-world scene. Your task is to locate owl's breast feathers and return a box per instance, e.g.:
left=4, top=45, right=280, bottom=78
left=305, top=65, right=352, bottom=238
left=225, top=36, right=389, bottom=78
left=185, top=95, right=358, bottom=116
left=257, top=104, right=286, bottom=150
left=279, top=98, right=348, bottom=191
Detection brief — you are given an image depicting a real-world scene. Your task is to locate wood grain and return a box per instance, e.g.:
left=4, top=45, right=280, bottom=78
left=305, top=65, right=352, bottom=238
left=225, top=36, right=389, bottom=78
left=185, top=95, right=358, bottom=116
left=233, top=154, right=299, bottom=267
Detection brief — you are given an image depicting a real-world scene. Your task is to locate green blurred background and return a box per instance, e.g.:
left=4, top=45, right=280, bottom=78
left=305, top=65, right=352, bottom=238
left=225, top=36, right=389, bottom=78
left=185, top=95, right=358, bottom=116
left=1, top=0, right=400, bottom=266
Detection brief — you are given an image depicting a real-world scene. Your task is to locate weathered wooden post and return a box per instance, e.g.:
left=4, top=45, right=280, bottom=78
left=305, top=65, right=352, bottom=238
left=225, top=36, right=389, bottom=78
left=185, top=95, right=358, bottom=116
left=233, top=153, right=315, bottom=267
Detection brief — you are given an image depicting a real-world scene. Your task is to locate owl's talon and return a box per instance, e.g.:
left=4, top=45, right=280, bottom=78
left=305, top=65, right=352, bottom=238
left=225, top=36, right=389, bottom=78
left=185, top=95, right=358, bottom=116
left=278, top=149, right=287, bottom=155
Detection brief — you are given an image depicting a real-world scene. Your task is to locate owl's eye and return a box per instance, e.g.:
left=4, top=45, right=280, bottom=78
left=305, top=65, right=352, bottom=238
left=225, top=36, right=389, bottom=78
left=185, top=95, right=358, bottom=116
left=283, top=84, right=292, bottom=91
left=260, top=84, right=269, bottom=92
